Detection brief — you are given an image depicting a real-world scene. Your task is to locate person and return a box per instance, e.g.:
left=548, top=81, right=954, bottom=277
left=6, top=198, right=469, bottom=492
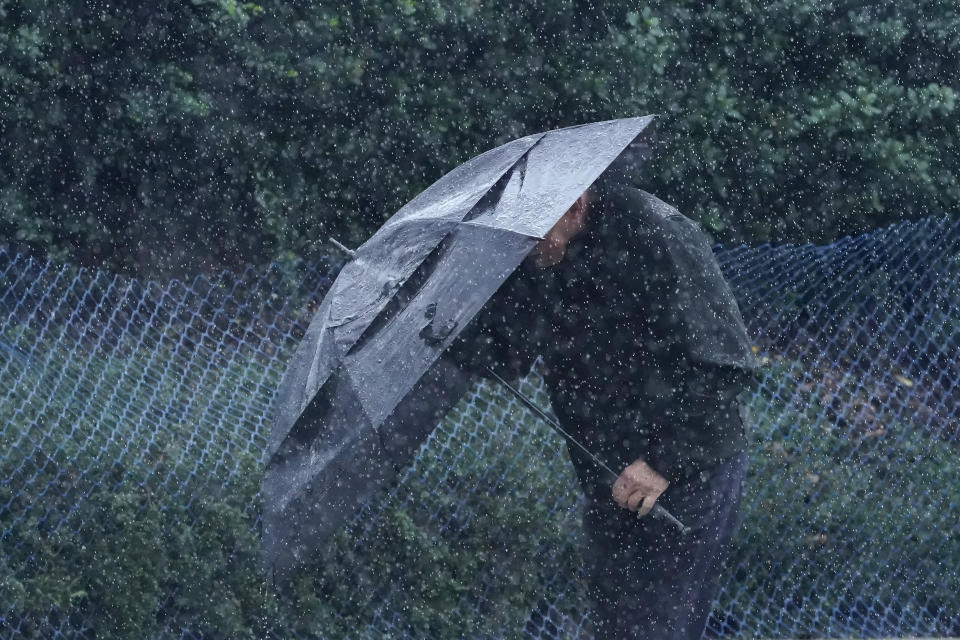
left=449, top=179, right=755, bottom=639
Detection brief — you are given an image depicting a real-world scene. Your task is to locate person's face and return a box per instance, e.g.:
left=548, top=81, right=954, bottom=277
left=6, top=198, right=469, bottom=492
left=526, top=193, right=591, bottom=270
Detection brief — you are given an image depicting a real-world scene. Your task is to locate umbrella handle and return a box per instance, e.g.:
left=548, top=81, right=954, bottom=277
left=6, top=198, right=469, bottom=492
left=482, top=366, right=692, bottom=536
left=649, top=503, right=693, bottom=535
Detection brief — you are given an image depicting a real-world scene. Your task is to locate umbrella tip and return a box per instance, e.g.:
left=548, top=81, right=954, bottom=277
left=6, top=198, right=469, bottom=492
left=329, top=237, right=357, bottom=259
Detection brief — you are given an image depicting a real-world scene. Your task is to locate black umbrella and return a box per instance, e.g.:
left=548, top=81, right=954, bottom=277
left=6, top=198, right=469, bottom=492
left=263, top=116, right=674, bottom=575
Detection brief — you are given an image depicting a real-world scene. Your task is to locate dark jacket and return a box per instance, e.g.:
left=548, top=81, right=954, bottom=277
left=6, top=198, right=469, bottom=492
left=450, top=185, right=755, bottom=489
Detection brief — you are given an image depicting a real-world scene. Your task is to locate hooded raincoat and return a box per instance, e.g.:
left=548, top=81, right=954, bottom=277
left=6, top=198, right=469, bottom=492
left=450, top=183, right=755, bottom=490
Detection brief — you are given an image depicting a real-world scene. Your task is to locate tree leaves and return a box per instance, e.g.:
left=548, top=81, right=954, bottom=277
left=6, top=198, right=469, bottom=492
left=4, top=1, right=957, bottom=277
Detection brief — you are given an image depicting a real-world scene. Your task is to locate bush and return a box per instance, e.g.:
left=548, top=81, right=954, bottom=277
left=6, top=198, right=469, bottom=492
left=3, top=353, right=959, bottom=638
left=2, top=1, right=958, bottom=277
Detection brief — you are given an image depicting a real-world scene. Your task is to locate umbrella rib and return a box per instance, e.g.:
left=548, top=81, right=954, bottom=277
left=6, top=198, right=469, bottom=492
left=459, top=134, right=544, bottom=223
left=381, top=216, right=539, bottom=240
left=339, top=363, right=380, bottom=427
left=454, top=219, right=538, bottom=239
left=375, top=136, right=549, bottom=241
left=378, top=135, right=546, bottom=238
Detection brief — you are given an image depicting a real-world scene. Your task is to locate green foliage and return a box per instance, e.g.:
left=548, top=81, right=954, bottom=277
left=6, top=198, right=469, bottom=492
left=2, top=341, right=959, bottom=636
left=0, top=350, right=583, bottom=638
left=1, top=472, right=278, bottom=640
left=0, top=329, right=286, bottom=638
left=2, top=1, right=959, bottom=276
left=287, top=379, right=583, bottom=640
left=727, top=356, right=960, bottom=632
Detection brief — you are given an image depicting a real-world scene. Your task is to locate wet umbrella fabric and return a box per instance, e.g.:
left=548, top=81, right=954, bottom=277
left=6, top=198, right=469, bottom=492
left=262, top=116, right=655, bottom=574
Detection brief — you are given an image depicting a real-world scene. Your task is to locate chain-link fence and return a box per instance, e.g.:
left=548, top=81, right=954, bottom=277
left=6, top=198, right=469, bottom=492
left=2, top=214, right=959, bottom=639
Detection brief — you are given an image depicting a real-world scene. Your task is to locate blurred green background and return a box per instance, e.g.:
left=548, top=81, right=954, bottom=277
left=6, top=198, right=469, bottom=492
left=2, top=0, right=958, bottom=277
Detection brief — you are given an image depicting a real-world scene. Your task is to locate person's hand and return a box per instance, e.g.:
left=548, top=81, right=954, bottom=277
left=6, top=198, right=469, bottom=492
left=612, top=459, right=669, bottom=517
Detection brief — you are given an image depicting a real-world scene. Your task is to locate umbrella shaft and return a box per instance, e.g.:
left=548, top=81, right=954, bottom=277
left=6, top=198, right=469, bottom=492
left=483, top=367, right=619, bottom=480
left=483, top=366, right=691, bottom=535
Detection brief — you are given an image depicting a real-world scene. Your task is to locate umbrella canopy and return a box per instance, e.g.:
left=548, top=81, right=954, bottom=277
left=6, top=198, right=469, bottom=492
left=263, top=116, right=655, bottom=575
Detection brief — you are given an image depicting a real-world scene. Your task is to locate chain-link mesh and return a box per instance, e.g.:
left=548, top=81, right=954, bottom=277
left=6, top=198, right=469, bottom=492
left=2, top=215, right=958, bottom=638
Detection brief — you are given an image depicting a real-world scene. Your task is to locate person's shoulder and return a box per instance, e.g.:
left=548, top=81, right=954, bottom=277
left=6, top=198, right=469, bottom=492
left=603, top=185, right=701, bottom=234
left=596, top=186, right=714, bottom=268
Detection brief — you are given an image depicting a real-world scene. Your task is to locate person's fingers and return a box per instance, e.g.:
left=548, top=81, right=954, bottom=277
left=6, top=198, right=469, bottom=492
left=611, top=478, right=633, bottom=507
left=626, top=490, right=647, bottom=513
left=637, top=494, right=657, bottom=518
